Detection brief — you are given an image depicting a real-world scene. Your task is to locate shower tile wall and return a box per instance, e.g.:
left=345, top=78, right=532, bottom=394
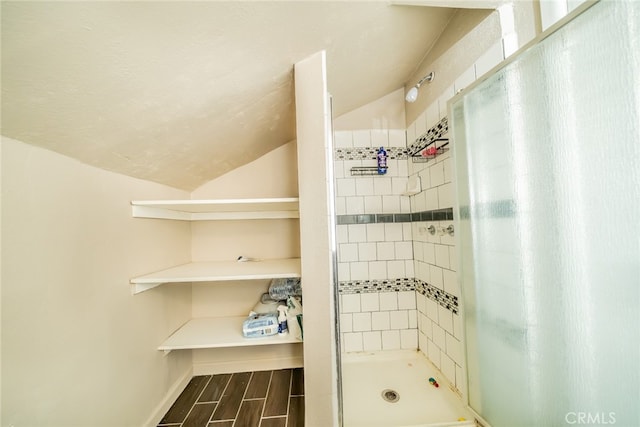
left=334, top=39, right=505, bottom=395
left=540, top=0, right=589, bottom=31
left=334, top=129, right=418, bottom=353
left=410, top=150, right=463, bottom=393
left=406, top=39, right=506, bottom=396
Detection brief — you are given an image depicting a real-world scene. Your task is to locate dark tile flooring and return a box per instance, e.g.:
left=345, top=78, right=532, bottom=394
left=158, top=368, right=304, bottom=427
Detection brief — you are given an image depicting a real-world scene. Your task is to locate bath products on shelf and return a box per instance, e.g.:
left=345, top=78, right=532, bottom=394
left=252, top=293, right=282, bottom=314
left=242, top=312, right=278, bottom=338
left=286, top=296, right=303, bottom=340
left=268, top=277, right=302, bottom=300
left=421, top=146, right=438, bottom=157
left=277, top=305, right=288, bottom=336
left=377, top=146, right=388, bottom=174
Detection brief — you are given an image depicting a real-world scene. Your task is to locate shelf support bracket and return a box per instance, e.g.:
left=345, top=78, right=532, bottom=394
left=131, top=282, right=163, bottom=295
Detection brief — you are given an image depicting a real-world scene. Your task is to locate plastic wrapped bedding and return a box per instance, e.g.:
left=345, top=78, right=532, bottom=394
left=251, top=293, right=281, bottom=314
left=242, top=312, right=278, bottom=338
left=287, top=296, right=303, bottom=340
left=268, top=277, right=302, bottom=300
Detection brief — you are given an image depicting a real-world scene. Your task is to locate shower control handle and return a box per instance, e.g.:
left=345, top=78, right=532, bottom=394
left=426, top=224, right=454, bottom=236
left=446, top=225, right=454, bottom=236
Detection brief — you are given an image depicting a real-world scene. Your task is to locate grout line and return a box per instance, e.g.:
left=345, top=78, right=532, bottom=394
left=284, top=369, right=293, bottom=424
left=196, top=375, right=214, bottom=403
left=179, top=375, right=213, bottom=426
left=258, top=370, right=274, bottom=422
left=210, top=373, right=234, bottom=425
left=230, top=371, right=254, bottom=427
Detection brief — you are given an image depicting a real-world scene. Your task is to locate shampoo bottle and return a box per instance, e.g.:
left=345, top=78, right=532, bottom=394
left=277, top=305, right=288, bottom=336
left=377, top=146, right=388, bottom=174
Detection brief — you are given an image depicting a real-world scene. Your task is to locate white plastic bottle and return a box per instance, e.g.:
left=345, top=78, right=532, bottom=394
left=277, top=305, right=288, bottom=336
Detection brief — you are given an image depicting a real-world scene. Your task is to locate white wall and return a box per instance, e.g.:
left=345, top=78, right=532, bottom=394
left=188, top=141, right=303, bottom=375
left=333, top=89, right=406, bottom=132
left=1, top=137, right=193, bottom=426
left=191, top=141, right=299, bottom=199
left=294, top=50, right=340, bottom=427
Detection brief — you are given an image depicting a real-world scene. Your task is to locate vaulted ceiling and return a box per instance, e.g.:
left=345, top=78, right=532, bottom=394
left=2, top=1, right=460, bottom=191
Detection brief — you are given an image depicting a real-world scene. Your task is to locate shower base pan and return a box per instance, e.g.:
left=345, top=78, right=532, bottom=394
left=342, top=350, right=474, bottom=427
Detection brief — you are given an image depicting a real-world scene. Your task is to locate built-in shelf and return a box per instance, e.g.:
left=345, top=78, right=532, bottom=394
left=410, top=138, right=449, bottom=163
left=130, top=258, right=301, bottom=294
left=350, top=166, right=388, bottom=176
left=131, top=197, right=299, bottom=220
left=131, top=196, right=303, bottom=357
left=159, top=316, right=302, bottom=352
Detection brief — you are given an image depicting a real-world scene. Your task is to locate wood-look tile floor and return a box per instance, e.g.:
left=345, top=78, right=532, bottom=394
left=158, top=368, right=304, bottom=427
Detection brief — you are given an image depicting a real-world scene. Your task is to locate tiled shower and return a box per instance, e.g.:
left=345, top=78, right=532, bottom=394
left=333, top=122, right=464, bottom=394
left=334, top=38, right=506, bottom=397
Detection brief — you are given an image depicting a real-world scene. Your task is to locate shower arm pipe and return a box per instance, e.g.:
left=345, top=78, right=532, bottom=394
left=415, top=71, right=435, bottom=89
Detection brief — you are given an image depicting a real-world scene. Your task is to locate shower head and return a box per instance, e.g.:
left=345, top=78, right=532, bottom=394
left=405, top=71, right=435, bottom=103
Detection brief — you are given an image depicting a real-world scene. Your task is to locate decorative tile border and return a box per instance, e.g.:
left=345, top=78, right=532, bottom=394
left=338, top=278, right=416, bottom=294
left=337, top=213, right=410, bottom=225
left=337, top=208, right=453, bottom=225
left=338, top=277, right=459, bottom=315
left=334, top=146, right=409, bottom=161
left=407, top=116, right=449, bottom=156
left=416, top=279, right=459, bottom=315
left=411, top=208, right=454, bottom=222
left=334, top=118, right=447, bottom=162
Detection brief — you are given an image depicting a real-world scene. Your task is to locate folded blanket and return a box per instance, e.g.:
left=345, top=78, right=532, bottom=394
left=268, top=277, right=302, bottom=300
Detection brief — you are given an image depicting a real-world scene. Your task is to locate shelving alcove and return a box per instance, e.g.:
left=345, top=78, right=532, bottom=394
left=130, top=197, right=302, bottom=353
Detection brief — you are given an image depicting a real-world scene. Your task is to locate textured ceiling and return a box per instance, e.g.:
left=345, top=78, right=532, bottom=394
left=1, top=1, right=457, bottom=191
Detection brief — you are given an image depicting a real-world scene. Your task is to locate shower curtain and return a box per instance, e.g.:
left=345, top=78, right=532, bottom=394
left=451, top=1, right=639, bottom=426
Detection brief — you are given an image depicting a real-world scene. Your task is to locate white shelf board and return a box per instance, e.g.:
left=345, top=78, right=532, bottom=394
left=131, top=197, right=299, bottom=220
left=130, top=258, right=301, bottom=294
left=158, top=316, right=302, bottom=351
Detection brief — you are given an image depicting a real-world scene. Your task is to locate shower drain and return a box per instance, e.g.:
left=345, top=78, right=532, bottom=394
left=381, top=389, right=400, bottom=403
